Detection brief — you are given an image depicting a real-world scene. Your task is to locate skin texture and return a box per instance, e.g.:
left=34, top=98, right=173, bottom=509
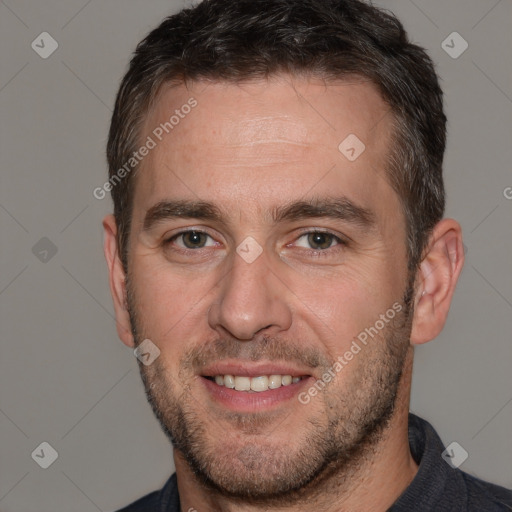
left=103, top=75, right=464, bottom=512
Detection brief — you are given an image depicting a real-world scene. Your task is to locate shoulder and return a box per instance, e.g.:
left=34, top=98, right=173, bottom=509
left=114, top=473, right=180, bottom=512
left=115, top=490, right=160, bottom=512
left=462, top=472, right=512, bottom=511
left=390, top=414, right=511, bottom=511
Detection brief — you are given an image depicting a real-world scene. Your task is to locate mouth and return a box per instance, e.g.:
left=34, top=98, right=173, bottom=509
left=199, top=362, right=314, bottom=412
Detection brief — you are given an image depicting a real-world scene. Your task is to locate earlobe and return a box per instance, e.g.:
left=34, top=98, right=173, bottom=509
left=410, top=219, right=465, bottom=345
left=102, top=214, right=135, bottom=347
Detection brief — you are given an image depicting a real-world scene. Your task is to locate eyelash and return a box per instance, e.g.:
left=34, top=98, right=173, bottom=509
left=163, top=229, right=347, bottom=257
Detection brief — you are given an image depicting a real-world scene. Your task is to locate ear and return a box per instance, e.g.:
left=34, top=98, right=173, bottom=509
left=102, top=214, right=135, bottom=347
left=410, top=218, right=465, bottom=345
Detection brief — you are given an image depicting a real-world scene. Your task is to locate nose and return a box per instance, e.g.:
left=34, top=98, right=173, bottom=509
left=208, top=246, right=292, bottom=341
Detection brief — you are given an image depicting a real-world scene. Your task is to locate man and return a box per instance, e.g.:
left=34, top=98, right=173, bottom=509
left=103, top=0, right=512, bottom=510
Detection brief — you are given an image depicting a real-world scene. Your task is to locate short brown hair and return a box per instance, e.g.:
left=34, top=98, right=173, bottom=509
left=107, top=0, right=446, bottom=273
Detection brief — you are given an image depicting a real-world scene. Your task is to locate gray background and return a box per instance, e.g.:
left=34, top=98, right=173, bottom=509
left=0, top=0, right=511, bottom=510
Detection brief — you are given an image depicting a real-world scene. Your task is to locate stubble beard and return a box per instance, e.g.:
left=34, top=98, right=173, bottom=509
left=126, top=278, right=414, bottom=506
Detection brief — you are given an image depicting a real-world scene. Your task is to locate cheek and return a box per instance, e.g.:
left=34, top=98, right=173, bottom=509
left=129, top=258, right=216, bottom=346
left=291, top=266, right=402, bottom=353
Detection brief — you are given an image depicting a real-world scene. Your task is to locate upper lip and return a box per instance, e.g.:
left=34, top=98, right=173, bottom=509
left=200, top=360, right=313, bottom=378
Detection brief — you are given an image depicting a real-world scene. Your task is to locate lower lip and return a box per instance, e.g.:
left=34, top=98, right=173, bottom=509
left=200, top=376, right=313, bottom=412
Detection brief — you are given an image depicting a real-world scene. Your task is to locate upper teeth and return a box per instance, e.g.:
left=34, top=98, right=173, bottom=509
left=213, top=375, right=302, bottom=392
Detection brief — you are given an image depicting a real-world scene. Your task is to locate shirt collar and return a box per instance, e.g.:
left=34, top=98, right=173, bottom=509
left=389, top=413, right=467, bottom=511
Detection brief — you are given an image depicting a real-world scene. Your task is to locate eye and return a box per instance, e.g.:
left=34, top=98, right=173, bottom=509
left=294, top=231, right=345, bottom=251
left=165, top=230, right=217, bottom=249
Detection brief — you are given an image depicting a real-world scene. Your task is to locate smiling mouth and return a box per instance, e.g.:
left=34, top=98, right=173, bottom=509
left=204, top=374, right=307, bottom=392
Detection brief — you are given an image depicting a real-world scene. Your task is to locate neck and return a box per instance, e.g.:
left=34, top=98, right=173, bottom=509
left=175, top=350, right=418, bottom=512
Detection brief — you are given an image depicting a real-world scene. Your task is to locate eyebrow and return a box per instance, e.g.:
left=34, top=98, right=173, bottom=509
left=143, top=196, right=376, bottom=232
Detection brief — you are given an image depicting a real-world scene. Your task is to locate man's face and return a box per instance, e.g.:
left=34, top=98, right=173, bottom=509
left=125, top=76, right=414, bottom=500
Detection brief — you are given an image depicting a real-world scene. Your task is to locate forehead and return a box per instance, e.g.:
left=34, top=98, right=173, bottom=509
left=134, top=75, right=399, bottom=224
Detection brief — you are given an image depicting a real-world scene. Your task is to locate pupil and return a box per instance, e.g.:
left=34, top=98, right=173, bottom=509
left=309, top=232, right=331, bottom=249
left=184, top=231, right=205, bottom=248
